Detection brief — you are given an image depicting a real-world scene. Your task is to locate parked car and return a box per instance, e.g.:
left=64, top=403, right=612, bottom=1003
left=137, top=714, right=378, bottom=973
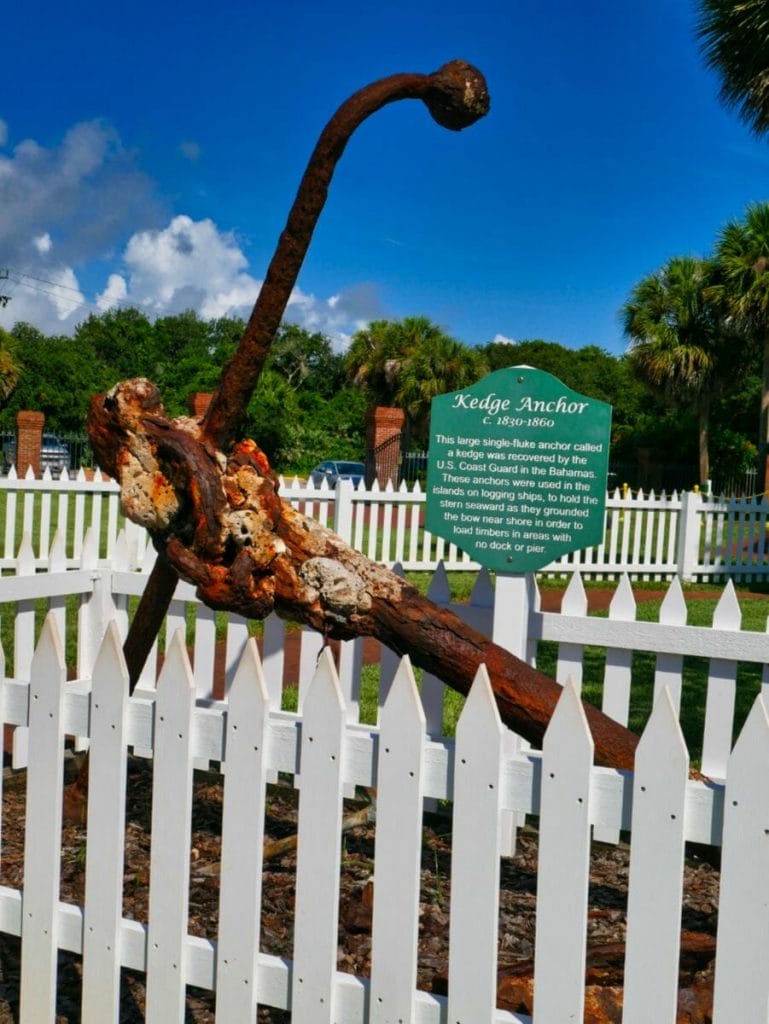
left=309, top=460, right=365, bottom=488
left=3, top=433, right=70, bottom=476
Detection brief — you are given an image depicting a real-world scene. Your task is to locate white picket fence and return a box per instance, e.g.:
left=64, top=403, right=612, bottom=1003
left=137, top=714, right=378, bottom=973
left=2, top=575, right=769, bottom=1022
left=4, top=466, right=769, bottom=580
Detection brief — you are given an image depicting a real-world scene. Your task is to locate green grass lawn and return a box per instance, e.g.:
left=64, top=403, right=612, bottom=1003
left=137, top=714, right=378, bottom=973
left=0, top=485, right=126, bottom=562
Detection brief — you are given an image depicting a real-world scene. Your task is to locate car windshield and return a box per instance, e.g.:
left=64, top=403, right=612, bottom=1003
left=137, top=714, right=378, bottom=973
left=335, top=462, right=364, bottom=474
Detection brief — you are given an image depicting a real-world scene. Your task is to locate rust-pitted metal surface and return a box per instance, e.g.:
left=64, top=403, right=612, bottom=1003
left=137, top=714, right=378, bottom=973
left=90, top=377, right=639, bottom=770
left=101, top=60, right=491, bottom=694
left=88, top=61, right=640, bottom=771
left=202, top=60, right=489, bottom=451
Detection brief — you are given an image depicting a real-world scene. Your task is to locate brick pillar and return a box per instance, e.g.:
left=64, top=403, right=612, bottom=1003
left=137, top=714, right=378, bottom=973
left=365, top=406, right=405, bottom=486
left=15, top=411, right=44, bottom=478
left=188, top=392, right=213, bottom=418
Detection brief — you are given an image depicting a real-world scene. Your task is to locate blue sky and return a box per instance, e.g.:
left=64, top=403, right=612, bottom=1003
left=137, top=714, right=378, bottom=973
left=2, top=0, right=769, bottom=356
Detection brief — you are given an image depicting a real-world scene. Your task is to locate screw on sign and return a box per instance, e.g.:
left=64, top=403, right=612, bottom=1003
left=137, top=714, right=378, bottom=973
left=426, top=366, right=612, bottom=573
left=85, top=63, right=639, bottom=774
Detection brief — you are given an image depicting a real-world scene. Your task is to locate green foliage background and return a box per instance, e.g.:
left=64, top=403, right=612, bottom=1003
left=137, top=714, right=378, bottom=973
left=0, top=307, right=760, bottom=484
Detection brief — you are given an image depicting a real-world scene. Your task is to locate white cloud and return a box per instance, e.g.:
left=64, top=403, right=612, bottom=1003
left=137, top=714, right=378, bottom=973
left=0, top=117, right=384, bottom=347
left=0, top=117, right=162, bottom=335
left=179, top=141, right=201, bottom=161
left=119, top=214, right=257, bottom=315
left=97, top=215, right=383, bottom=348
left=0, top=120, right=7, bottom=147
left=96, top=272, right=128, bottom=310
left=492, top=332, right=516, bottom=344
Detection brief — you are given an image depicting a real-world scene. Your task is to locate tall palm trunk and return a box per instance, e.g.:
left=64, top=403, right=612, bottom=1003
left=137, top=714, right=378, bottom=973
left=698, top=391, right=710, bottom=486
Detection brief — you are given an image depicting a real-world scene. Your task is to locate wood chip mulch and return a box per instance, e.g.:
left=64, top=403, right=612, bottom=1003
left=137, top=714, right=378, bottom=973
left=0, top=754, right=722, bottom=1023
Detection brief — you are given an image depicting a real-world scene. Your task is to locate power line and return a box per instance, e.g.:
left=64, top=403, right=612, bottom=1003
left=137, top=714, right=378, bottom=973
left=2, top=265, right=144, bottom=320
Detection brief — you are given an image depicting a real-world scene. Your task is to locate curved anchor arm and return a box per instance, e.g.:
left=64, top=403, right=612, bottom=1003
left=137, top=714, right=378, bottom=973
left=202, top=60, right=489, bottom=450
left=106, top=60, right=489, bottom=686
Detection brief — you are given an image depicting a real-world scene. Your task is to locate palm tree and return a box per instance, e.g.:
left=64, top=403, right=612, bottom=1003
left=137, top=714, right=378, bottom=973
left=395, top=334, right=486, bottom=445
left=345, top=316, right=487, bottom=447
left=697, top=0, right=769, bottom=136
left=622, top=256, right=722, bottom=484
left=344, top=316, right=446, bottom=407
left=713, top=201, right=769, bottom=487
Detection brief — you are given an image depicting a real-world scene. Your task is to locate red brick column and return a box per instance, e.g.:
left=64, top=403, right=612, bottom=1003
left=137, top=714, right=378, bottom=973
left=365, top=406, right=405, bottom=486
left=15, top=411, right=44, bottom=478
left=188, top=393, right=214, bottom=418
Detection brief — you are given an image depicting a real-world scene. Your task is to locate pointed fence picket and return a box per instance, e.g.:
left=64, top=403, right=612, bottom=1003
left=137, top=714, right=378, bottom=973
left=8, top=469, right=769, bottom=576
left=712, top=695, right=769, bottom=1022
left=145, top=632, right=196, bottom=1023
left=81, top=623, right=129, bottom=1024
left=292, top=650, right=347, bottom=1024
left=370, top=660, right=425, bottom=1024
left=7, top=612, right=769, bottom=1020
left=215, top=639, right=270, bottom=1021
left=532, top=682, right=593, bottom=1023
left=622, top=689, right=688, bottom=1024
left=447, top=667, right=505, bottom=1024
left=19, top=616, right=67, bottom=1024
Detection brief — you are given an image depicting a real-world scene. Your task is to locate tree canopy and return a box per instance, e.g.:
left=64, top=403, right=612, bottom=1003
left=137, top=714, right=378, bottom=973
left=622, top=256, right=723, bottom=484
left=0, top=303, right=762, bottom=488
left=697, top=0, right=769, bottom=136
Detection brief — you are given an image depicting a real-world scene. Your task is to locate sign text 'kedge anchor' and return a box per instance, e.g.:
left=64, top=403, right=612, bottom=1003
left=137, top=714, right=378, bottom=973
left=425, top=367, right=612, bottom=572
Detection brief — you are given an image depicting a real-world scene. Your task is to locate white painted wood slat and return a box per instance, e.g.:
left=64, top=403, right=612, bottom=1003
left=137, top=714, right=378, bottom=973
left=370, top=659, right=426, bottom=1024
left=291, top=650, right=346, bottom=1023
left=447, top=667, right=505, bottom=1024
left=622, top=689, right=688, bottom=1024
left=145, top=632, right=196, bottom=1023
left=533, top=681, right=593, bottom=1024
left=701, top=582, right=741, bottom=780
left=19, top=617, right=67, bottom=1024
left=215, top=640, right=270, bottom=1020
left=81, top=625, right=130, bottom=1024
left=713, top=695, right=769, bottom=1022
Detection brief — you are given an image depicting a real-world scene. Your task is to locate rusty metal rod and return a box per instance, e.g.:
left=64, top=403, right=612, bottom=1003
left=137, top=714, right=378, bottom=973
left=203, top=60, right=489, bottom=450
left=120, top=61, right=489, bottom=686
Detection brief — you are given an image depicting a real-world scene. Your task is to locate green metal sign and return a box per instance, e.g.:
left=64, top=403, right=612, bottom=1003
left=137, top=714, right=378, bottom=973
left=425, top=366, right=612, bottom=572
